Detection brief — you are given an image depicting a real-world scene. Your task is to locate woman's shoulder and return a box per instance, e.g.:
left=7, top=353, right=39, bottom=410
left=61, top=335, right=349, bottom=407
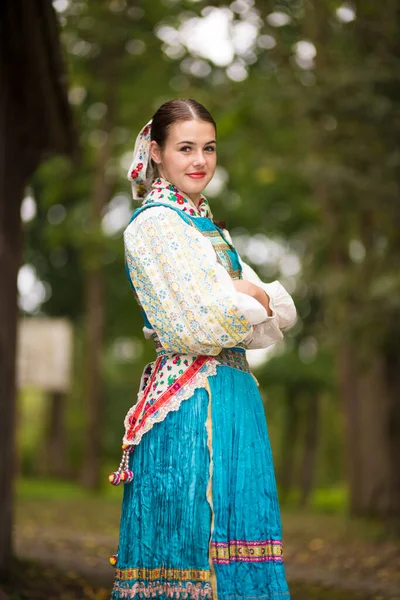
left=123, top=203, right=191, bottom=238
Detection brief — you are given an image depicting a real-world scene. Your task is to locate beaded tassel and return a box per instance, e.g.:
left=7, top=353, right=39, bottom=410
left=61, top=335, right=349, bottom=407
left=109, top=444, right=134, bottom=485
left=109, top=553, right=118, bottom=566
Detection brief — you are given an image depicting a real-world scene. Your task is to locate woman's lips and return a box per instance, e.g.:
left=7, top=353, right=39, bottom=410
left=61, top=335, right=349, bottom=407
left=187, top=172, right=206, bottom=179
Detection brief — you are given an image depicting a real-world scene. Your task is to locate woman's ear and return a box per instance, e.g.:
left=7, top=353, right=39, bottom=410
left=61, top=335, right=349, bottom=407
left=150, top=140, right=162, bottom=164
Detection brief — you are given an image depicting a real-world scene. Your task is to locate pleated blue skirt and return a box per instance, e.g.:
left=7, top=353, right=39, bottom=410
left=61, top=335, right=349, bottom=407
left=111, top=364, right=291, bottom=599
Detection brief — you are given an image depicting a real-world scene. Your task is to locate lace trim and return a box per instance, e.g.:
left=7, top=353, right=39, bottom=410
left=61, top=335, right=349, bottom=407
left=112, top=579, right=212, bottom=599
left=122, top=360, right=218, bottom=447
left=122, top=360, right=157, bottom=439
left=205, top=380, right=218, bottom=599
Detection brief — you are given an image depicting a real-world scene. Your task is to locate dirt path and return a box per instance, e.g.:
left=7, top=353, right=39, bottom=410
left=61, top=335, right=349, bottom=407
left=14, top=498, right=400, bottom=599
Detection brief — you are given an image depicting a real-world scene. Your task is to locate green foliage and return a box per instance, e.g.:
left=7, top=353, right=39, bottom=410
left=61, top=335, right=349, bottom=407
left=21, top=0, right=400, bottom=495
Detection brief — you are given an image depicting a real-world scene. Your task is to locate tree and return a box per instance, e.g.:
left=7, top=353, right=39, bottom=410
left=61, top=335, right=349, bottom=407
left=301, top=0, right=400, bottom=517
left=22, top=0, right=400, bottom=517
left=252, top=0, right=400, bottom=516
left=0, top=1, right=75, bottom=576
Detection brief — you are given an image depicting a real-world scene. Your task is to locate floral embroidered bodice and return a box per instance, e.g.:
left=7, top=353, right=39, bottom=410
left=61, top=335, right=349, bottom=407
left=138, top=177, right=243, bottom=279
left=127, top=201, right=244, bottom=331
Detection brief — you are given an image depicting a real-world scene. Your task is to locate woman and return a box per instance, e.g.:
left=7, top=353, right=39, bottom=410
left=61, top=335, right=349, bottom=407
left=110, top=99, right=296, bottom=600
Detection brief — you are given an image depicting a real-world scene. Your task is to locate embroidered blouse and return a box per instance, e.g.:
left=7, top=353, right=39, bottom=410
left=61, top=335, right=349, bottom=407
left=121, top=178, right=296, bottom=448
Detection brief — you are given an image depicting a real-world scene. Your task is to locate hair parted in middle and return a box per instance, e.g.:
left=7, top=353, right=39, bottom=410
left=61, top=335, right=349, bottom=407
left=151, top=99, right=217, bottom=150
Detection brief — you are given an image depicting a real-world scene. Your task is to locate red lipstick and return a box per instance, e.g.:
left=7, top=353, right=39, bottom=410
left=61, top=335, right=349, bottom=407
left=187, top=172, right=206, bottom=179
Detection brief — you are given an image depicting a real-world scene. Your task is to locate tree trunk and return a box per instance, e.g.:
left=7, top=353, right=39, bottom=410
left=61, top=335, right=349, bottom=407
left=278, top=388, right=299, bottom=503
left=81, top=106, right=114, bottom=490
left=339, top=347, right=400, bottom=517
left=0, top=179, right=23, bottom=578
left=82, top=268, right=105, bottom=490
left=41, top=391, right=69, bottom=478
left=0, top=0, right=75, bottom=573
left=299, top=393, right=319, bottom=507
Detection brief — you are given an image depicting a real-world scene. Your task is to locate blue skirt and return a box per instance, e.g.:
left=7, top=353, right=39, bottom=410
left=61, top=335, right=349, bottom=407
left=111, top=363, right=291, bottom=599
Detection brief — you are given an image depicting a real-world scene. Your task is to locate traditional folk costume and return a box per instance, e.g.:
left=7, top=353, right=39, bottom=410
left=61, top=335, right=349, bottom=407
left=110, top=121, right=296, bottom=600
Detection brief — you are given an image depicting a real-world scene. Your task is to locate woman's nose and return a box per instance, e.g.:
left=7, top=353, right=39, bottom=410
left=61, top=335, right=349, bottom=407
left=193, top=151, right=206, bottom=166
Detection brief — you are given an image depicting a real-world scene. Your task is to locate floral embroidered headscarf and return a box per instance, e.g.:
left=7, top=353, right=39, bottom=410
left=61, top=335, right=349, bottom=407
left=127, top=119, right=153, bottom=200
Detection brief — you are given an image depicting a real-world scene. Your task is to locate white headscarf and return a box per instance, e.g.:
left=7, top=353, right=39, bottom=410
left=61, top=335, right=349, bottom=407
left=127, top=119, right=153, bottom=200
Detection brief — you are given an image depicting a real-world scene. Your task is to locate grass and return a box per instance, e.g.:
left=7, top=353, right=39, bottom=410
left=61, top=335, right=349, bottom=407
left=17, top=477, right=350, bottom=509
left=310, top=485, right=348, bottom=514
left=278, top=483, right=349, bottom=514
left=16, top=474, right=122, bottom=502
left=15, top=476, right=397, bottom=547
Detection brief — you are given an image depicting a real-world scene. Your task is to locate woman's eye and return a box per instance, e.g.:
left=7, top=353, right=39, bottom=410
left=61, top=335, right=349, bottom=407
left=205, top=146, right=216, bottom=153
left=179, top=146, right=191, bottom=152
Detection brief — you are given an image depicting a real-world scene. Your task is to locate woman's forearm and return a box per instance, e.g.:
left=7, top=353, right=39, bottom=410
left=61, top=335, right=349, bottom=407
left=232, top=279, right=273, bottom=317
left=253, top=287, right=273, bottom=317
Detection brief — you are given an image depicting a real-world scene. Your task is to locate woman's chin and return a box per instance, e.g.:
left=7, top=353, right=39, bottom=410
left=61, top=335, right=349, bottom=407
left=183, top=176, right=210, bottom=195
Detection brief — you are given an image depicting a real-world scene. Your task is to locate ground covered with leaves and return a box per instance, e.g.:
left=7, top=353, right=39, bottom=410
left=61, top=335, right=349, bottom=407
left=2, top=479, right=399, bottom=600
left=2, top=558, right=396, bottom=600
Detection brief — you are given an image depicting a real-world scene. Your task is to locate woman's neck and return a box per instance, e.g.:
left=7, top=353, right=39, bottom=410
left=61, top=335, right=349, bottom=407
left=186, top=193, right=201, bottom=209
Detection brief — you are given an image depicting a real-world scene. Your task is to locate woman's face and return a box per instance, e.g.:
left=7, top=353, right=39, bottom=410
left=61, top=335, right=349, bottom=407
left=150, top=119, right=217, bottom=203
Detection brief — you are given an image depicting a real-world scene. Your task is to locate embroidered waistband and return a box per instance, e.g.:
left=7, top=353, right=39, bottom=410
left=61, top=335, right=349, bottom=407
left=153, top=337, right=250, bottom=374
left=214, top=347, right=251, bottom=373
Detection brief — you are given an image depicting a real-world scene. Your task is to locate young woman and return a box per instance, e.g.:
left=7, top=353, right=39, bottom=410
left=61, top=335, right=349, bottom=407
left=110, top=99, right=296, bottom=599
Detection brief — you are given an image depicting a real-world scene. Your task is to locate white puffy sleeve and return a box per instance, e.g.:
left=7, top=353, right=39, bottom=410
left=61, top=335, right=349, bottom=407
left=239, top=259, right=297, bottom=349
left=124, top=206, right=255, bottom=356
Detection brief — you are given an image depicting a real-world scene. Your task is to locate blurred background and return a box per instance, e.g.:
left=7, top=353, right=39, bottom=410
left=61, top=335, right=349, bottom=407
left=1, top=0, right=399, bottom=599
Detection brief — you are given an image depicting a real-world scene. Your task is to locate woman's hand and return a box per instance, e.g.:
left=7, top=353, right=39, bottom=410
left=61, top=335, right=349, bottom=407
left=232, top=279, right=272, bottom=316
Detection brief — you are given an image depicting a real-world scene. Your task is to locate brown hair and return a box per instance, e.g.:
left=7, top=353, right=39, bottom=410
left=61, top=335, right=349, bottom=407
left=151, top=99, right=217, bottom=150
